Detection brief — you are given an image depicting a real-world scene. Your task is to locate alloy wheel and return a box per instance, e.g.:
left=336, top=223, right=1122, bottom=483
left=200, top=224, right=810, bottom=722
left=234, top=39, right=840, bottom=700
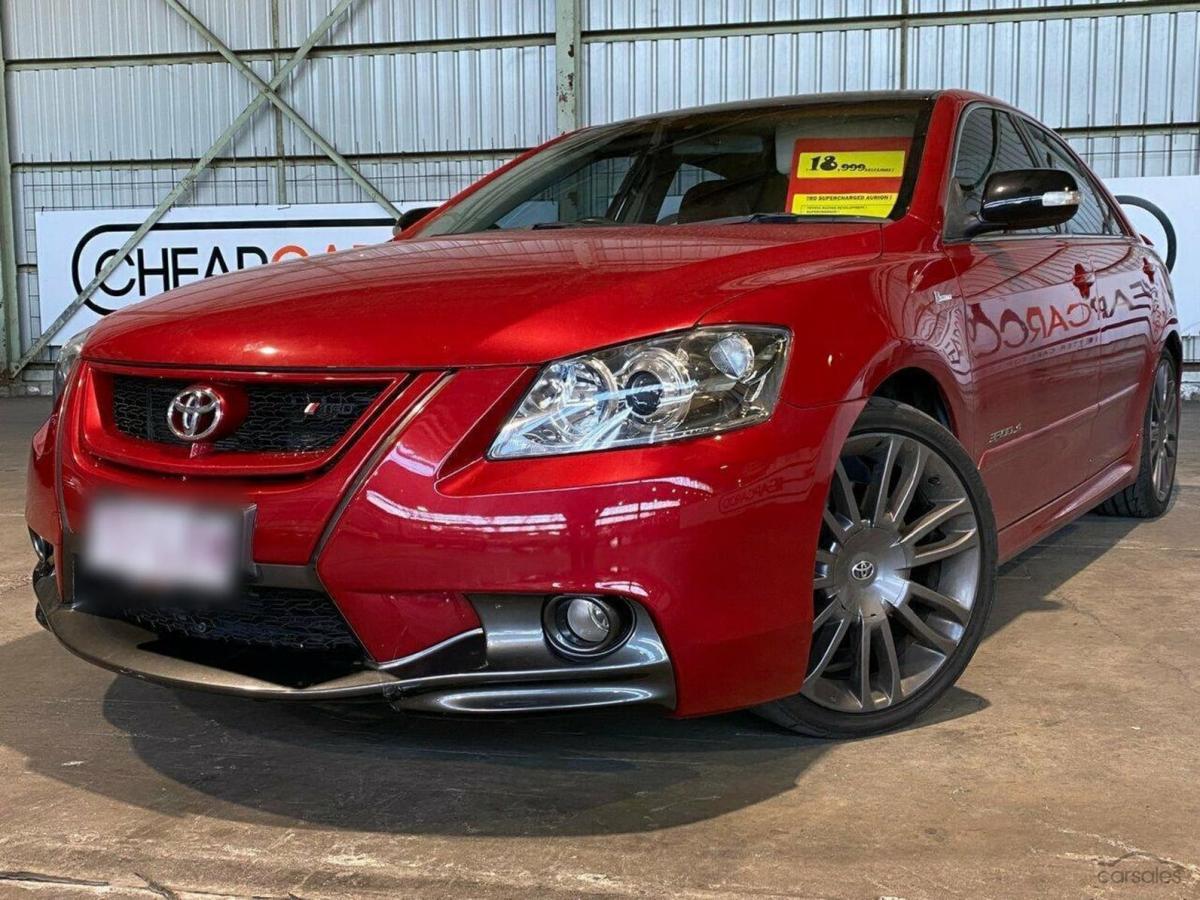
left=1149, top=358, right=1180, bottom=503
left=803, top=432, right=983, bottom=713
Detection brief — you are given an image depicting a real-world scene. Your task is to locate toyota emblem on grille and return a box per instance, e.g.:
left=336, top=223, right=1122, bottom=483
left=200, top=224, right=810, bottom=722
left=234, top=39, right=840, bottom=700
left=166, top=385, right=224, bottom=441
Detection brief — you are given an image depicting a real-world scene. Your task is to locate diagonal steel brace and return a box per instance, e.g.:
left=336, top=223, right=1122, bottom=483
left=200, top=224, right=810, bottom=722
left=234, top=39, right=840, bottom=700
left=164, top=0, right=400, bottom=219
left=12, top=0, right=361, bottom=376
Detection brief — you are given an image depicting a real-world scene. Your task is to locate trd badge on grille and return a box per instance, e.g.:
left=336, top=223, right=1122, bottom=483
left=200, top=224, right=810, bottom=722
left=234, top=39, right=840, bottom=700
left=166, top=385, right=225, bottom=441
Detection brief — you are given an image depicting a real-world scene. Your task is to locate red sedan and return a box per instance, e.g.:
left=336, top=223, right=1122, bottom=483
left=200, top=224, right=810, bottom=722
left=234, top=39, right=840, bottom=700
left=26, top=90, right=1181, bottom=737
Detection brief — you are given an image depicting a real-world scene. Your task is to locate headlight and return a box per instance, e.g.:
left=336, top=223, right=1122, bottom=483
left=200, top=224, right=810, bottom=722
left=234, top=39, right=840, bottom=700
left=489, top=326, right=790, bottom=459
left=52, top=328, right=90, bottom=406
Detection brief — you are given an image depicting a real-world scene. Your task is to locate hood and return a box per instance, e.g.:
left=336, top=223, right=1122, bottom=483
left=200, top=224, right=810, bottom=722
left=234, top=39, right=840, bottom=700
left=84, top=224, right=882, bottom=370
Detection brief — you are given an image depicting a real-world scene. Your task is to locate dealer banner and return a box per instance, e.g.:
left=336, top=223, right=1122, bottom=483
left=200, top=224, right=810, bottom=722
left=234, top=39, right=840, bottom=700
left=34, top=202, right=438, bottom=343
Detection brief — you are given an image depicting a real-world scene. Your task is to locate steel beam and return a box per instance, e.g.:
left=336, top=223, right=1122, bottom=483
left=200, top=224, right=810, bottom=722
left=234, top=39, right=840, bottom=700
left=4, top=33, right=554, bottom=71
left=555, top=0, right=582, bottom=133
left=1057, top=121, right=1200, bottom=138
left=11, top=0, right=359, bottom=376
left=163, top=0, right=399, bottom=217
left=0, top=10, right=19, bottom=378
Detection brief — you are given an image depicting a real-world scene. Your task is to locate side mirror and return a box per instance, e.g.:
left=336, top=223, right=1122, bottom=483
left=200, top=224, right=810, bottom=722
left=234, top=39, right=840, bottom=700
left=393, top=206, right=438, bottom=236
left=967, top=169, right=1079, bottom=236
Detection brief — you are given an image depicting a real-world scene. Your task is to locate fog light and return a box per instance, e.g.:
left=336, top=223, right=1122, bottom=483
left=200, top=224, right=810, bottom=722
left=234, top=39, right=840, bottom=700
left=543, top=595, right=630, bottom=659
left=566, top=597, right=612, bottom=643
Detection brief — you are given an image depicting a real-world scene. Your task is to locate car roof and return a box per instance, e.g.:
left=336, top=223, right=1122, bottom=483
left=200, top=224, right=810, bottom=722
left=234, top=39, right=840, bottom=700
left=608, top=89, right=1002, bottom=126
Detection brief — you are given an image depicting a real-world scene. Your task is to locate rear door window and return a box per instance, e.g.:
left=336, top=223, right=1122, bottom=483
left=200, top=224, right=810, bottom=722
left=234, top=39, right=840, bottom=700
left=1020, top=122, right=1121, bottom=236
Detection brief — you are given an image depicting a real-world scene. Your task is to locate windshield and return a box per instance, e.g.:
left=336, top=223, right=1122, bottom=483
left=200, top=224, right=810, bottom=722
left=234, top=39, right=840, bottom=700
left=421, top=99, right=932, bottom=236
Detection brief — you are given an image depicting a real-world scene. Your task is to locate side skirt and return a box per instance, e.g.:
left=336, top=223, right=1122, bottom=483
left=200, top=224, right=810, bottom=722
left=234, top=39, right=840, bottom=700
left=996, top=454, right=1139, bottom=564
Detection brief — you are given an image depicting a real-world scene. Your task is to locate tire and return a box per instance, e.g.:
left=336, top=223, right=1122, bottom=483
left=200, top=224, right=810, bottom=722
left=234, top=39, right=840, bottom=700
left=756, top=398, right=998, bottom=739
left=1096, top=353, right=1181, bottom=519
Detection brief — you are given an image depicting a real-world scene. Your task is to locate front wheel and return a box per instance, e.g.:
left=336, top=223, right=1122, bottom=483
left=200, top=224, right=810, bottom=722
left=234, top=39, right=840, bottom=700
left=757, top=398, right=998, bottom=738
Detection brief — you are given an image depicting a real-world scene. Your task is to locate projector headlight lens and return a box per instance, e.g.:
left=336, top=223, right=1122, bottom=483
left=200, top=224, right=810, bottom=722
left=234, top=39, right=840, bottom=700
left=489, top=326, right=790, bottom=459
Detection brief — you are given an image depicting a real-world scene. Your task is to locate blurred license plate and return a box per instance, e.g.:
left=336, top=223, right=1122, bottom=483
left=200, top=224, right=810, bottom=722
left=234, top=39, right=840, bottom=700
left=83, top=497, right=243, bottom=593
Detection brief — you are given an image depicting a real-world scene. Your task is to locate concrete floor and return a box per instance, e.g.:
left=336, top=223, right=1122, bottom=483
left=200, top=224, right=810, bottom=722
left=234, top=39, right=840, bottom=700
left=0, top=397, right=1197, bottom=899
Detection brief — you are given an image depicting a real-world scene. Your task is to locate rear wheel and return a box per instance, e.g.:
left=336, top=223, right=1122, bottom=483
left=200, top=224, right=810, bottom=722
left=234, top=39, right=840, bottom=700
left=757, top=398, right=997, bottom=738
left=1096, top=353, right=1180, bottom=518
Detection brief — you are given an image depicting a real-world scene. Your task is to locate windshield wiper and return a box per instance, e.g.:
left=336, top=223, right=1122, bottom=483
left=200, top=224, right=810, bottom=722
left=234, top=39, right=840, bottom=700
left=530, top=217, right=623, bottom=230
left=718, top=213, right=887, bottom=225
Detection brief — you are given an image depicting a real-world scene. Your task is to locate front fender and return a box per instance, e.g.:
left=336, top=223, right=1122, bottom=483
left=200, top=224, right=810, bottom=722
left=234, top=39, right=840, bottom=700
left=26, top=414, right=61, bottom=548
left=700, top=250, right=975, bottom=448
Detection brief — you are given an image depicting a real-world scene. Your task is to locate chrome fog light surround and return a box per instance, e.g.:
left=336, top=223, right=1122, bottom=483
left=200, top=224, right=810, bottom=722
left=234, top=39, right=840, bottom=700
left=542, top=595, right=632, bottom=659
left=29, top=529, right=53, bottom=566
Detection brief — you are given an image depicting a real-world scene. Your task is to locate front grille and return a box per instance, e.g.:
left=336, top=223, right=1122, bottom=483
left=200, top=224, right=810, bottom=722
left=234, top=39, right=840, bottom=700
left=118, top=587, right=360, bottom=651
left=110, top=375, right=384, bottom=453
left=77, top=579, right=362, bottom=653
left=71, top=564, right=369, bottom=687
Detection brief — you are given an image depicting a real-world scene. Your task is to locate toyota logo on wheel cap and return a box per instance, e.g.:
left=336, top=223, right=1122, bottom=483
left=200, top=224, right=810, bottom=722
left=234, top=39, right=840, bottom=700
left=850, top=559, right=877, bottom=582
left=166, top=385, right=225, bottom=441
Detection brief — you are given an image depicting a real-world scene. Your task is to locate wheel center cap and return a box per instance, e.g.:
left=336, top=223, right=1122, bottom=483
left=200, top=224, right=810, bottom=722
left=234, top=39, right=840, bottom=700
left=850, top=558, right=877, bottom=582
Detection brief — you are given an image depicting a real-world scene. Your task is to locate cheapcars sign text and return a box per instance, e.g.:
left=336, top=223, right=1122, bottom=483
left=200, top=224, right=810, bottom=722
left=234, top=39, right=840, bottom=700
left=35, top=202, right=437, bottom=341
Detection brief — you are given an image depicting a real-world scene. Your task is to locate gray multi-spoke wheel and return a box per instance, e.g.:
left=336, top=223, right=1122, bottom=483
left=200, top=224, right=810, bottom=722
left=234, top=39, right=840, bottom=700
left=804, top=431, right=981, bottom=713
left=1149, top=357, right=1180, bottom=503
left=758, top=398, right=997, bottom=738
left=1098, top=353, right=1180, bottom=519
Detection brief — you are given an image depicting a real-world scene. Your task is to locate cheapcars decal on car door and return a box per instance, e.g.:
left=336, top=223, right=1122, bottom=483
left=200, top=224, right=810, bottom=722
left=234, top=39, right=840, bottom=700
left=785, top=137, right=909, bottom=217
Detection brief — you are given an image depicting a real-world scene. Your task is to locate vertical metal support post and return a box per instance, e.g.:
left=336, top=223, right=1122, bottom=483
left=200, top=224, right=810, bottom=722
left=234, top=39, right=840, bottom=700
left=0, top=11, right=21, bottom=378
left=555, top=0, right=582, bottom=134
left=898, top=0, right=910, bottom=90
left=270, top=0, right=288, bottom=205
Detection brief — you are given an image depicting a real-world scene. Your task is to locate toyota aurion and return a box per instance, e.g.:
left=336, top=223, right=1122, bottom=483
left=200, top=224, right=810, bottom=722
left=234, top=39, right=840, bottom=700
left=26, top=90, right=1181, bottom=737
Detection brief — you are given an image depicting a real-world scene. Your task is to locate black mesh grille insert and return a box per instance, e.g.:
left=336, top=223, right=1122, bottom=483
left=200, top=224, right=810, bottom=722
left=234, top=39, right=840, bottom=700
left=110, top=375, right=384, bottom=453
left=77, top=581, right=362, bottom=653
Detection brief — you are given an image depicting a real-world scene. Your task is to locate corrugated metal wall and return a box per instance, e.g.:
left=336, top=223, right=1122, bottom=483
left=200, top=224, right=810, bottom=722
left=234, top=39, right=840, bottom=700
left=581, top=2, right=1199, bottom=178
left=2, top=0, right=1197, bottom=380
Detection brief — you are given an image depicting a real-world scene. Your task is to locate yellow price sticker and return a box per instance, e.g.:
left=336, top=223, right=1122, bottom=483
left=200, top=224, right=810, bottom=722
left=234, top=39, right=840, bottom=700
left=795, top=150, right=907, bottom=179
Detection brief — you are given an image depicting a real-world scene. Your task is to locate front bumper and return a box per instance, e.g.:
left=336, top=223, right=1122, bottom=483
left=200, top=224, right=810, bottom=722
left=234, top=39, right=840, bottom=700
left=33, top=562, right=675, bottom=713
left=28, top=365, right=858, bottom=717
